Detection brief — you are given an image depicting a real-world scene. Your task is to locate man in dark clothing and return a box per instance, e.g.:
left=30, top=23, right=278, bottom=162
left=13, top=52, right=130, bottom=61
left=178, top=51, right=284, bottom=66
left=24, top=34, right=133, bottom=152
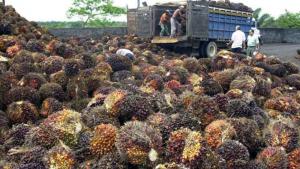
left=159, top=10, right=171, bottom=37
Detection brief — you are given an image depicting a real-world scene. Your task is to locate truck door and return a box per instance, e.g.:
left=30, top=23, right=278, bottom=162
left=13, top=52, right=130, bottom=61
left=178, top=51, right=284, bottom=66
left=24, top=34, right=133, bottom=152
left=187, top=0, right=209, bottom=39
left=127, top=9, right=137, bottom=35
left=137, top=7, right=152, bottom=38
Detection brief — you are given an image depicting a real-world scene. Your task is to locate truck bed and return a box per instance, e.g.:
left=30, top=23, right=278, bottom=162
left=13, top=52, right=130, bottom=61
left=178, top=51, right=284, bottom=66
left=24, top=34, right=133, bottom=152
left=151, top=36, right=188, bottom=44
left=129, top=1, right=254, bottom=41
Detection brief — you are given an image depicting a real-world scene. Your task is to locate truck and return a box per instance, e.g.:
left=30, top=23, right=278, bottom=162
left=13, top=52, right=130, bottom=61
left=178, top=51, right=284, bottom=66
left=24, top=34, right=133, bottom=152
left=127, top=0, right=255, bottom=58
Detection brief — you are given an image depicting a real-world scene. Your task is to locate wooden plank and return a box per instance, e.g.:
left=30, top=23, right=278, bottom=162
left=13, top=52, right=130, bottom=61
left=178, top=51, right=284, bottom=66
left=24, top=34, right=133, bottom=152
left=151, top=37, right=179, bottom=44
left=151, top=36, right=187, bottom=44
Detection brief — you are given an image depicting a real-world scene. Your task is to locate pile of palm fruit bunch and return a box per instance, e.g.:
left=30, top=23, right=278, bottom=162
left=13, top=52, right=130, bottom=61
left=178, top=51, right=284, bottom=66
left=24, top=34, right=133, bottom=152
left=158, top=0, right=253, bottom=13
left=209, top=0, right=253, bottom=12
left=2, top=3, right=300, bottom=169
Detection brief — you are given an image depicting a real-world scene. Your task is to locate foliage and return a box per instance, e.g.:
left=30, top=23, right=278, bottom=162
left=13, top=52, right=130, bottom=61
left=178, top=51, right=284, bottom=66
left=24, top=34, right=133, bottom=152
left=88, top=19, right=126, bottom=27
left=253, top=8, right=276, bottom=28
left=67, top=0, right=126, bottom=27
left=38, top=21, right=126, bottom=29
left=253, top=8, right=300, bottom=28
left=276, top=11, right=300, bottom=28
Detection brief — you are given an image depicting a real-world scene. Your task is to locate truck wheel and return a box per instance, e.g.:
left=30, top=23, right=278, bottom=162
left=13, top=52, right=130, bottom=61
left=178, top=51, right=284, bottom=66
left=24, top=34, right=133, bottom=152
left=206, top=41, right=218, bottom=58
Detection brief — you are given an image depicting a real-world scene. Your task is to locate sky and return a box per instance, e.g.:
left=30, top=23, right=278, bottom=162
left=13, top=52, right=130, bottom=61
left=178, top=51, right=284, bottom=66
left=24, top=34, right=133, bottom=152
left=6, top=0, right=300, bottom=21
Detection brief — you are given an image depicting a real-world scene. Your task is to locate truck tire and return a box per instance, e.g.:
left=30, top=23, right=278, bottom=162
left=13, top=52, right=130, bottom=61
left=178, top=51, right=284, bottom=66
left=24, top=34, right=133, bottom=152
left=205, top=41, right=218, bottom=58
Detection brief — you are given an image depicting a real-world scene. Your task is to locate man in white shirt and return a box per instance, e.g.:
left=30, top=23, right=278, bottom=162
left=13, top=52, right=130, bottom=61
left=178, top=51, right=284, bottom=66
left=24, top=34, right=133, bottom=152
left=252, top=27, right=263, bottom=45
left=252, top=27, right=260, bottom=38
left=111, top=41, right=136, bottom=61
left=228, top=26, right=246, bottom=53
left=116, top=48, right=135, bottom=61
left=246, top=29, right=260, bottom=57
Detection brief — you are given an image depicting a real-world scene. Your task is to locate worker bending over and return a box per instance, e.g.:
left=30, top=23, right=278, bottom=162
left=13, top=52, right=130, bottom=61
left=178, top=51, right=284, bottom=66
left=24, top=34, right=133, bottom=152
left=159, top=10, right=171, bottom=37
left=114, top=41, right=135, bottom=61
left=171, top=5, right=185, bottom=37
left=228, top=25, right=246, bottom=53
left=246, top=29, right=260, bottom=57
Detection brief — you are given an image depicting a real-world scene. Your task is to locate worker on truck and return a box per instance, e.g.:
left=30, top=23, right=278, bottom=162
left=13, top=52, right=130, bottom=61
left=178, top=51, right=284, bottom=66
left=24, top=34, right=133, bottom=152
left=228, top=26, right=246, bottom=53
left=159, top=10, right=171, bottom=37
left=246, top=29, right=260, bottom=57
left=171, top=5, right=185, bottom=37
left=179, top=8, right=187, bottom=35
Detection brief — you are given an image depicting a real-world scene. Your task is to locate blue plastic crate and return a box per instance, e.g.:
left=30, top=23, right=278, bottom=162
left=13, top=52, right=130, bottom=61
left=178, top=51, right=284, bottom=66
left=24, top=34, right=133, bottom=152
left=212, top=14, right=219, bottom=22
left=209, top=14, right=214, bottom=21
left=208, top=12, right=254, bottom=40
left=212, top=30, right=218, bottom=38
left=230, top=24, right=235, bottom=31
left=240, top=25, right=246, bottom=31
left=214, top=22, right=218, bottom=30
left=219, top=15, right=225, bottom=22
left=224, top=31, right=231, bottom=39
left=209, top=22, right=214, bottom=29
left=218, top=23, right=225, bottom=30
left=209, top=30, right=212, bottom=37
left=218, top=31, right=224, bottom=38
left=225, top=15, right=231, bottom=23
left=238, top=17, right=244, bottom=24
left=225, top=23, right=230, bottom=30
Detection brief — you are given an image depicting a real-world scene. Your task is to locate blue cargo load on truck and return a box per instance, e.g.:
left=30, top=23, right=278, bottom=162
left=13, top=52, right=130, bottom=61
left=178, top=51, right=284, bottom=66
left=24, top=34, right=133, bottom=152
left=127, top=0, right=256, bottom=58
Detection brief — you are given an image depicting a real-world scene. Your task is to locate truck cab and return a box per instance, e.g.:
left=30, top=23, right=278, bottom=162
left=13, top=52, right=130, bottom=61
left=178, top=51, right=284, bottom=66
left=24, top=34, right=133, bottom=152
left=127, top=0, right=255, bottom=58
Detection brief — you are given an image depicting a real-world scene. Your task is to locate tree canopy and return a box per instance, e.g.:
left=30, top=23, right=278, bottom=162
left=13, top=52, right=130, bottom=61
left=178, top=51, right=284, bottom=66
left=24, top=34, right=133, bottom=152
left=67, top=0, right=126, bottom=27
left=276, top=11, right=300, bottom=28
left=253, top=8, right=300, bottom=28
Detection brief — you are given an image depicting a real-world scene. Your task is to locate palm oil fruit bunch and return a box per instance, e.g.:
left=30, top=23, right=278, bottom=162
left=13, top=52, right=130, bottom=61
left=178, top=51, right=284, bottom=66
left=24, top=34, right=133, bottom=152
left=116, top=121, right=162, bottom=166
left=24, top=126, right=58, bottom=149
left=188, top=95, right=222, bottom=128
left=216, top=140, right=250, bottom=168
left=43, top=145, right=76, bottom=169
left=288, top=148, right=300, bottom=169
left=204, top=120, right=236, bottom=150
left=166, top=128, right=224, bottom=169
left=89, top=123, right=117, bottom=157
left=40, top=109, right=83, bottom=147
left=257, top=146, right=288, bottom=169
left=40, top=98, right=63, bottom=117
left=265, top=121, right=299, bottom=152
left=103, top=89, right=128, bottom=117
left=3, top=3, right=300, bottom=168
left=6, top=101, right=39, bottom=124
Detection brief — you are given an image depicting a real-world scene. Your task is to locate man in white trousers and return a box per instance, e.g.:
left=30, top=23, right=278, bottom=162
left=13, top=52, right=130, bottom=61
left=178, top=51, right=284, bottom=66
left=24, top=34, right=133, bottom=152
left=170, top=5, right=185, bottom=37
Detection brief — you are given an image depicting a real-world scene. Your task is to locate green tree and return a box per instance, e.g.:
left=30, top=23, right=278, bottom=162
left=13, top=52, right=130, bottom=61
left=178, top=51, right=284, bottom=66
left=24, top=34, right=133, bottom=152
left=253, top=8, right=276, bottom=28
left=276, top=11, right=300, bottom=28
left=253, top=8, right=300, bottom=28
left=67, top=0, right=126, bottom=27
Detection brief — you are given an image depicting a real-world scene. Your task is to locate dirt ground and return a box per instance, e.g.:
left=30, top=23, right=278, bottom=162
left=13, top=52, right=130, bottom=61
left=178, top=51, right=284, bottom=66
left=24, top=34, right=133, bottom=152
left=261, top=43, right=300, bottom=66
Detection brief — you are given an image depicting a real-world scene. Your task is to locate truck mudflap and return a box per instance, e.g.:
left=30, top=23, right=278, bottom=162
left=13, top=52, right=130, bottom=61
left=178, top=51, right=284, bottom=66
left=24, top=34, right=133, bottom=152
left=151, top=36, right=188, bottom=44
